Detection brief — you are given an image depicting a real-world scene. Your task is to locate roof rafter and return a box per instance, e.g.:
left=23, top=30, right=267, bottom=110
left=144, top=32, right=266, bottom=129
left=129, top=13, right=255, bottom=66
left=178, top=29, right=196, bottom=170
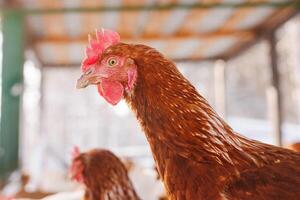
left=32, top=30, right=255, bottom=44
left=223, top=7, right=299, bottom=60
left=12, top=0, right=299, bottom=66
left=1, top=1, right=299, bottom=14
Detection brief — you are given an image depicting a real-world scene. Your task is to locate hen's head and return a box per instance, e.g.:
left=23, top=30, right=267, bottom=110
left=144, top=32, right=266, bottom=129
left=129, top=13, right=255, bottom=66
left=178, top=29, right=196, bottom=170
left=76, top=29, right=137, bottom=105
left=69, top=146, right=84, bottom=183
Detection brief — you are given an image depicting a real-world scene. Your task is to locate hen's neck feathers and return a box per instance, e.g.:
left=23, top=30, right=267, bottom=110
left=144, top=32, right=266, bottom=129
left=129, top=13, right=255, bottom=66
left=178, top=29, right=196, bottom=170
left=123, top=44, right=274, bottom=168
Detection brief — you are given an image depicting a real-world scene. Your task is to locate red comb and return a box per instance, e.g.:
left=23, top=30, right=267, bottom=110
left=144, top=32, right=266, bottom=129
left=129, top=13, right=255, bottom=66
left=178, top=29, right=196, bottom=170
left=69, top=146, right=84, bottom=183
left=72, top=145, right=81, bottom=159
left=81, top=29, right=120, bottom=72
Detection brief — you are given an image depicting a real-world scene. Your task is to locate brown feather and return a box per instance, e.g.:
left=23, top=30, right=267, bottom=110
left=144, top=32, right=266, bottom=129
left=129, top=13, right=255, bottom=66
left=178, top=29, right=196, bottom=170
left=101, top=43, right=300, bottom=200
left=288, top=142, right=300, bottom=152
left=76, top=149, right=140, bottom=200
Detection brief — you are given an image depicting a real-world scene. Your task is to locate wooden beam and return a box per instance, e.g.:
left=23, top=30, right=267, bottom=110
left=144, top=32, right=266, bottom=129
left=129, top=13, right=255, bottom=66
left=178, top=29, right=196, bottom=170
left=218, top=0, right=266, bottom=32
left=257, top=6, right=299, bottom=34
left=177, top=0, right=222, bottom=35
left=178, top=0, right=224, bottom=59
left=118, top=0, right=142, bottom=37
left=41, top=0, right=65, bottom=38
left=218, top=0, right=272, bottom=59
left=32, top=30, right=254, bottom=44
left=223, top=7, right=299, bottom=60
left=0, top=12, right=24, bottom=180
left=142, top=9, right=173, bottom=36
left=267, top=32, right=282, bottom=147
left=2, top=1, right=299, bottom=15
left=191, top=0, right=261, bottom=59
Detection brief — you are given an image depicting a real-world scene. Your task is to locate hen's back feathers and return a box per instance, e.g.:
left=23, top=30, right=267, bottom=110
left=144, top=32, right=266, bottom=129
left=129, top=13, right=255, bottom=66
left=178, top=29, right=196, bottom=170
left=223, top=161, right=300, bottom=200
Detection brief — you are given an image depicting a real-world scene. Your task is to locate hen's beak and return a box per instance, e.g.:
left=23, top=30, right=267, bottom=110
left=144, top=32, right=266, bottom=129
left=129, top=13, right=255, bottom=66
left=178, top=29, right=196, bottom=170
left=76, top=74, right=91, bottom=89
left=77, top=69, right=107, bottom=89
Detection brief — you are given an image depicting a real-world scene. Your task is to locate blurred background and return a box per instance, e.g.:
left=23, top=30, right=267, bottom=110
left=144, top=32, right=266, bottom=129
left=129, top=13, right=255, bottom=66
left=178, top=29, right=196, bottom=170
left=0, top=0, right=300, bottom=199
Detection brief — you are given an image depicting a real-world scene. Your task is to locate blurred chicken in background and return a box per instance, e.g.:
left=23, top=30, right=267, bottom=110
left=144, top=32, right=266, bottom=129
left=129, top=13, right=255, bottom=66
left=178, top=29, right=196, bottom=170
left=69, top=146, right=140, bottom=200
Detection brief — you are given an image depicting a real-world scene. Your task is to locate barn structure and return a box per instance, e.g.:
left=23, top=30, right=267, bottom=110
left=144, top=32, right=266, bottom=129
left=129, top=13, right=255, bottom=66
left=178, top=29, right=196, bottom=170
left=0, top=0, right=299, bottom=190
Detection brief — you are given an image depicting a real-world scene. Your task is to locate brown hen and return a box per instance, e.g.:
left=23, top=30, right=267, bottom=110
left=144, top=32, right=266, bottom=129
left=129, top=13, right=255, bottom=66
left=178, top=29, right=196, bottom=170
left=77, top=30, right=300, bottom=200
left=70, top=148, right=140, bottom=200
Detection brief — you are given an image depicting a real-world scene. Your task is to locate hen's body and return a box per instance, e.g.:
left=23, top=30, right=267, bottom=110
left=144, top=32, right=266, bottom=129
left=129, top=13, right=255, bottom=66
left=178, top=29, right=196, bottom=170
left=289, top=142, right=300, bottom=152
left=73, top=149, right=140, bottom=200
left=99, top=44, right=300, bottom=200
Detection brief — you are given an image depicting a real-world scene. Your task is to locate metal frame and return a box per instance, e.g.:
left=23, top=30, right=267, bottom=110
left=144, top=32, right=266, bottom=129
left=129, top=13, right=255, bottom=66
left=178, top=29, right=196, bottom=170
left=268, top=32, right=283, bottom=146
left=0, top=11, right=24, bottom=180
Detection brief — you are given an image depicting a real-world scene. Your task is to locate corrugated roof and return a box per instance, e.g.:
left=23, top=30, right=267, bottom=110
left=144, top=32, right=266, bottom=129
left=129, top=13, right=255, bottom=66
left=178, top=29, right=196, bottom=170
left=14, top=0, right=299, bottom=66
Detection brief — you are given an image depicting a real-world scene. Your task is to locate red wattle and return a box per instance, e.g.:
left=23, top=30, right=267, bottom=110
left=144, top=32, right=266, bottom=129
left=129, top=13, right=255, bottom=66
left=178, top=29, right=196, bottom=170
left=97, top=80, right=124, bottom=105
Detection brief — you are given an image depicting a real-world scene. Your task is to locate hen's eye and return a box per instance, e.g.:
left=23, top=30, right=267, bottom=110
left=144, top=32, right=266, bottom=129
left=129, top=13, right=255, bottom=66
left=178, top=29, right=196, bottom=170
left=108, top=58, right=118, bottom=66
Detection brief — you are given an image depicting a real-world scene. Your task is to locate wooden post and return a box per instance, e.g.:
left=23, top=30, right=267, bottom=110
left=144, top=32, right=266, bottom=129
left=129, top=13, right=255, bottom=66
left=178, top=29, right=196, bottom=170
left=0, top=12, right=24, bottom=180
left=267, top=32, right=282, bottom=147
left=290, top=21, right=300, bottom=122
left=214, top=59, right=227, bottom=119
